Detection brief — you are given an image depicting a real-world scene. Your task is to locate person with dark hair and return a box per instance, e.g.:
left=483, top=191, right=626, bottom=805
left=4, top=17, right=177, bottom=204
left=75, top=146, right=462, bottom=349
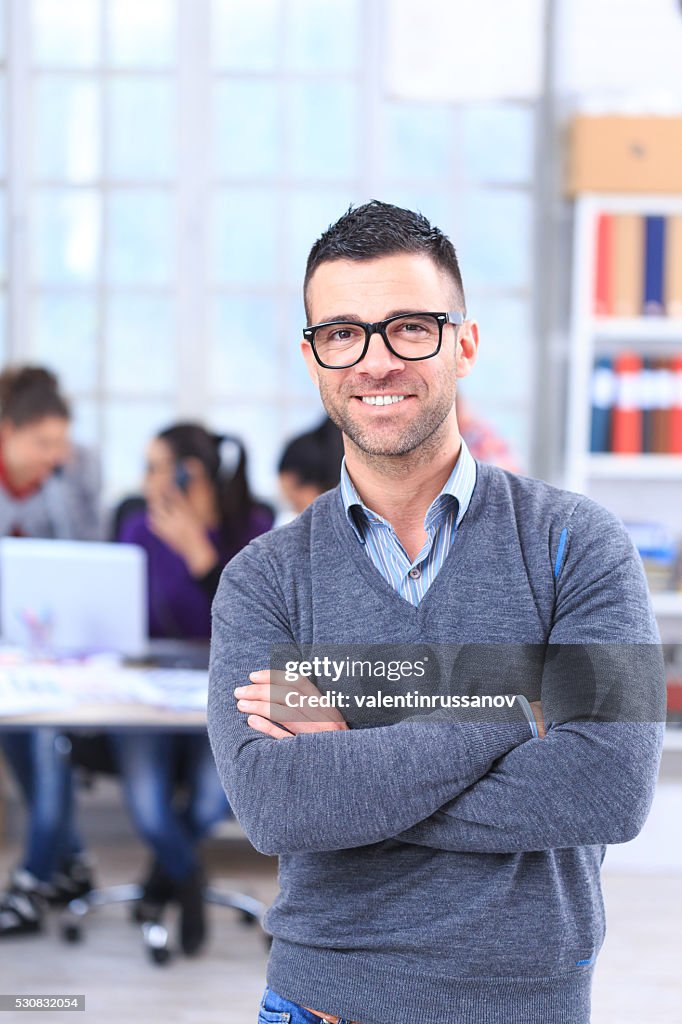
left=207, top=201, right=664, bottom=1024
left=112, top=422, right=272, bottom=956
left=278, top=417, right=343, bottom=516
left=0, top=366, right=100, bottom=937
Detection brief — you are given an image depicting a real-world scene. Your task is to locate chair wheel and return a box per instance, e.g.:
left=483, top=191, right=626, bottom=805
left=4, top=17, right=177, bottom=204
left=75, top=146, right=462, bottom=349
left=239, top=910, right=257, bottom=925
left=150, top=946, right=171, bottom=965
left=62, top=923, right=82, bottom=943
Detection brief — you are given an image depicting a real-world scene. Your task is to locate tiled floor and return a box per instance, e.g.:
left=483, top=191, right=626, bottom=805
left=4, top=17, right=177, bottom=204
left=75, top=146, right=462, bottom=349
left=0, top=838, right=680, bottom=1024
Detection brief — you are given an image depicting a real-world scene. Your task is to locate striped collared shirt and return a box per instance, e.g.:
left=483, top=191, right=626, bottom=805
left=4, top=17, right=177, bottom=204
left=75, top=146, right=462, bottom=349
left=339, top=438, right=477, bottom=608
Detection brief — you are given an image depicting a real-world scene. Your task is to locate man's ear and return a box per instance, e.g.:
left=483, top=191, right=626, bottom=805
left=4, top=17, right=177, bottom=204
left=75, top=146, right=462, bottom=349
left=300, top=340, right=321, bottom=389
left=455, top=320, right=479, bottom=380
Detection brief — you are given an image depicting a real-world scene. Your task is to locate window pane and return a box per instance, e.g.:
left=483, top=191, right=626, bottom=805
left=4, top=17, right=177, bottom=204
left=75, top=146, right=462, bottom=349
left=457, top=189, right=532, bottom=290
left=212, top=0, right=279, bottom=71
left=108, top=0, right=177, bottom=67
left=104, top=399, right=174, bottom=501
left=460, top=297, right=531, bottom=408
left=31, top=0, right=101, bottom=67
left=32, top=189, right=101, bottom=283
left=209, top=296, right=279, bottom=398
left=208, top=401, right=281, bottom=501
left=211, top=189, right=278, bottom=286
left=71, top=397, right=98, bottom=449
left=285, top=188, right=357, bottom=287
left=0, top=188, right=5, bottom=282
left=33, top=77, right=100, bottom=181
left=282, top=401, right=328, bottom=446
left=458, top=104, right=534, bottom=184
left=109, top=78, right=175, bottom=180
left=106, top=295, right=176, bottom=395
left=380, top=187, right=455, bottom=243
left=383, top=102, right=454, bottom=182
left=288, top=81, right=358, bottom=179
left=0, top=1, right=5, bottom=62
left=107, top=191, right=174, bottom=285
left=285, top=295, right=319, bottom=399
left=213, top=81, right=280, bottom=179
left=287, top=0, right=359, bottom=72
left=0, top=79, right=5, bottom=178
left=33, top=294, right=98, bottom=393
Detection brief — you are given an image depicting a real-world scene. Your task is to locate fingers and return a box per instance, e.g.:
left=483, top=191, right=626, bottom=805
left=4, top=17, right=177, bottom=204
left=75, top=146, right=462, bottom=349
left=245, top=714, right=295, bottom=740
left=242, top=669, right=344, bottom=725
left=235, top=669, right=349, bottom=733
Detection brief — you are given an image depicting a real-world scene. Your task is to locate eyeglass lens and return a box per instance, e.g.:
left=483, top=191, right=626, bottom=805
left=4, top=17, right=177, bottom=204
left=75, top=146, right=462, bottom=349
left=314, top=314, right=442, bottom=367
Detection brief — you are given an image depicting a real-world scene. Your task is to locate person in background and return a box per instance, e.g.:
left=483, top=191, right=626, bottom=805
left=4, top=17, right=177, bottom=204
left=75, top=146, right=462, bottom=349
left=0, top=366, right=101, bottom=937
left=456, top=393, right=520, bottom=472
left=277, top=416, right=344, bottom=520
left=112, top=422, right=272, bottom=956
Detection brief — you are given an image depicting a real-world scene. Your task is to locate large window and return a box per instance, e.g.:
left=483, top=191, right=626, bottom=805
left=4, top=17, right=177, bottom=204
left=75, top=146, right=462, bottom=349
left=2, top=0, right=538, bottom=502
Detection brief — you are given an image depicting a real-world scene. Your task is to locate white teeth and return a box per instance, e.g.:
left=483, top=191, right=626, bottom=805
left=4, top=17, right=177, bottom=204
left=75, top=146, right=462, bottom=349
left=361, top=395, right=406, bottom=406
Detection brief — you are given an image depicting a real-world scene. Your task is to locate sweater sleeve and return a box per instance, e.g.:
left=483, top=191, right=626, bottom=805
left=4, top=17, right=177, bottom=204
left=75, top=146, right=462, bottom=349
left=395, top=499, right=666, bottom=853
left=207, top=542, right=532, bottom=856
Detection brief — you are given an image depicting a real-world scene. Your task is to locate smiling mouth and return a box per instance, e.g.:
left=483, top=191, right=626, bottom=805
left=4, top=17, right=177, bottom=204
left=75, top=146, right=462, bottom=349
left=357, top=394, right=410, bottom=406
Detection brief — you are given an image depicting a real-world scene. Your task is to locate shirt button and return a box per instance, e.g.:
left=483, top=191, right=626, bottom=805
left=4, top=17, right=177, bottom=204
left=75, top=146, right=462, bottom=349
left=409, top=567, right=422, bottom=579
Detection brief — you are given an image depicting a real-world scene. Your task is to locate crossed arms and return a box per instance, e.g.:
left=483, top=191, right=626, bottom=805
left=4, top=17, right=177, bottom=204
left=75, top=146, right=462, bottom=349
left=207, top=510, right=665, bottom=858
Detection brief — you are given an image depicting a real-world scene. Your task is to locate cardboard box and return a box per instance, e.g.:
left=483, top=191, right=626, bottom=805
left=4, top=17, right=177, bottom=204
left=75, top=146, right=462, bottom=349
left=566, top=116, right=682, bottom=195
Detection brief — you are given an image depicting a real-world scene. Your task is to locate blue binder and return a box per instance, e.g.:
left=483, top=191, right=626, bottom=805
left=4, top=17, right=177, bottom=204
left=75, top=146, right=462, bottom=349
left=644, top=216, right=665, bottom=315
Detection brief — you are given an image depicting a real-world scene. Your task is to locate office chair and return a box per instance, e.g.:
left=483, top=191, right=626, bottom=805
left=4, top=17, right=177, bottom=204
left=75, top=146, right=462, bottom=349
left=59, top=732, right=269, bottom=965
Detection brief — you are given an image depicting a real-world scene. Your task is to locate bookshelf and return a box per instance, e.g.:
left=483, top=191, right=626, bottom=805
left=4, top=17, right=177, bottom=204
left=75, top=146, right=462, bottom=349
left=565, top=194, right=682, bottom=637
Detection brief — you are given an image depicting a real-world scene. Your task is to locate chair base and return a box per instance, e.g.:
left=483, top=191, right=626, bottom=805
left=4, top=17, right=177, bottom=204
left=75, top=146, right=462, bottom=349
left=59, top=882, right=269, bottom=964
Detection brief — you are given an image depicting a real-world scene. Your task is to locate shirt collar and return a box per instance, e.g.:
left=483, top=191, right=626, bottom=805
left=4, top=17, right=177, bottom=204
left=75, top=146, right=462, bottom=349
left=340, top=438, right=477, bottom=544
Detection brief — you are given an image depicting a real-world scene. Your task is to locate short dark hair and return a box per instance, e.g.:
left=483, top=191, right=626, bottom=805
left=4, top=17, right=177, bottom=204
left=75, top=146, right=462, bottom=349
left=303, top=200, right=466, bottom=322
left=278, top=416, right=344, bottom=492
left=0, top=365, right=70, bottom=427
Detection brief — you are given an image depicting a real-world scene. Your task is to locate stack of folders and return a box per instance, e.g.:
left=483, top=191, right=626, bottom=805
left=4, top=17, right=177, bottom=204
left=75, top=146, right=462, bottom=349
left=594, top=214, right=682, bottom=316
left=590, top=353, right=682, bottom=453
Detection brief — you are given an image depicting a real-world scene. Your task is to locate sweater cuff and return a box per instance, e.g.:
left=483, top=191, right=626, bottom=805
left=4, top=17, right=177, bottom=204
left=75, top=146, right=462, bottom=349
left=462, top=711, right=533, bottom=781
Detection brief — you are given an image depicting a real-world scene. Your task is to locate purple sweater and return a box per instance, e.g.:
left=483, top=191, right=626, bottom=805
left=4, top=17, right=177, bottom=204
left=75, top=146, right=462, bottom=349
left=118, top=506, right=272, bottom=639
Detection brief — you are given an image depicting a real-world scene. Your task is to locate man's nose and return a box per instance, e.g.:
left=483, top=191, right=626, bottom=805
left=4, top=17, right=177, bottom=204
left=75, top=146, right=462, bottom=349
left=358, top=330, right=405, bottom=375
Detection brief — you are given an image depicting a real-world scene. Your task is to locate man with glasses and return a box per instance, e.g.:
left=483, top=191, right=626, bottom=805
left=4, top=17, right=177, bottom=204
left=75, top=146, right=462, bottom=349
left=208, top=202, right=663, bottom=1024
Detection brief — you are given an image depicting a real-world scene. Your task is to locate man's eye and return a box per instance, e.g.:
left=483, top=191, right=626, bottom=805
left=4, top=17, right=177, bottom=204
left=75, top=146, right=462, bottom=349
left=400, top=321, right=427, bottom=332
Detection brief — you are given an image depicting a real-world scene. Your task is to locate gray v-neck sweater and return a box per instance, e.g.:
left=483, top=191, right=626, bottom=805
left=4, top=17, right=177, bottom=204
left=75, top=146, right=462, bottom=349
left=207, top=461, right=664, bottom=1024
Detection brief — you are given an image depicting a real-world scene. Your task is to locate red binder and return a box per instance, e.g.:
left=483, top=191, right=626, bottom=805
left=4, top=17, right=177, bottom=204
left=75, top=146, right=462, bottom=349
left=670, top=355, right=682, bottom=454
left=612, top=352, right=643, bottom=453
left=594, top=214, right=613, bottom=316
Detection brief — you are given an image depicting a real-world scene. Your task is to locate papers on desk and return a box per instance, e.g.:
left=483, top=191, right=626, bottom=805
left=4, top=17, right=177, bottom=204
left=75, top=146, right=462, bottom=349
left=122, top=669, right=209, bottom=711
left=0, top=666, right=80, bottom=717
left=0, top=657, right=209, bottom=717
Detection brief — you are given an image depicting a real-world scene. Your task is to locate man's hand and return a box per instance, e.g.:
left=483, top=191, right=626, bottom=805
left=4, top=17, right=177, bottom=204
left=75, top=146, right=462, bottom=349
left=234, top=669, right=350, bottom=739
left=530, top=700, right=546, bottom=739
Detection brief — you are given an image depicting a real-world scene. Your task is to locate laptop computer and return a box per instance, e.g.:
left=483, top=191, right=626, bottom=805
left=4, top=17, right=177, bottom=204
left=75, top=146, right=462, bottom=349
left=0, top=537, right=148, bottom=658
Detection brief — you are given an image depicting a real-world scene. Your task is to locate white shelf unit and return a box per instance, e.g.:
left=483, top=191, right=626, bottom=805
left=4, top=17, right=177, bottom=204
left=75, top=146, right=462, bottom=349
left=565, top=194, right=682, bottom=638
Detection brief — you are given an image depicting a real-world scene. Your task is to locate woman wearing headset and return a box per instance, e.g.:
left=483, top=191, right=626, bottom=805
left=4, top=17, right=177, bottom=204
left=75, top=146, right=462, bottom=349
left=113, top=422, right=272, bottom=956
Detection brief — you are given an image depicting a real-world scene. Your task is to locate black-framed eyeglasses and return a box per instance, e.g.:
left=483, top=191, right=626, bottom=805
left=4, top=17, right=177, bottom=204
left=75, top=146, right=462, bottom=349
left=302, top=311, right=464, bottom=369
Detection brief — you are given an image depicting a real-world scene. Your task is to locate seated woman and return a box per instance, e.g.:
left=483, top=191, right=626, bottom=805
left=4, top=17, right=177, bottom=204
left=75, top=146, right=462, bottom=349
left=0, top=366, right=101, bottom=937
left=112, top=423, right=272, bottom=956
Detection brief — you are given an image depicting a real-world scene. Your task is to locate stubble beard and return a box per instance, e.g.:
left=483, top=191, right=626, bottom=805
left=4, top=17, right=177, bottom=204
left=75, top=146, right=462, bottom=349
left=317, top=372, right=458, bottom=463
